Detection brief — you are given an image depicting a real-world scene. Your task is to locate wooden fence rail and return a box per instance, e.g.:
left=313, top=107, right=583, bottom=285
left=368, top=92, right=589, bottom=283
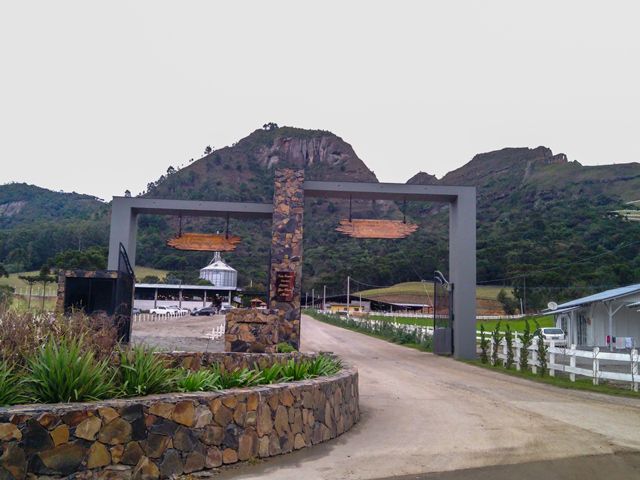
left=476, top=332, right=639, bottom=391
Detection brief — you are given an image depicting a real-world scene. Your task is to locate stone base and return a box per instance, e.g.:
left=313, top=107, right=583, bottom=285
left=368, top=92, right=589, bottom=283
left=224, top=309, right=284, bottom=353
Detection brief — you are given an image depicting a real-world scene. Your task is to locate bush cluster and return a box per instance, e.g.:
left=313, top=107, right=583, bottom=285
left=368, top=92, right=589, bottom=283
left=0, top=310, right=342, bottom=407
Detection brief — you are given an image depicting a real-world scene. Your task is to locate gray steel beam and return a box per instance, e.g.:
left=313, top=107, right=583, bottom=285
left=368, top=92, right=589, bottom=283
left=449, top=187, right=477, bottom=359
left=107, top=197, right=273, bottom=269
left=303, top=180, right=472, bottom=202
left=112, top=197, right=273, bottom=218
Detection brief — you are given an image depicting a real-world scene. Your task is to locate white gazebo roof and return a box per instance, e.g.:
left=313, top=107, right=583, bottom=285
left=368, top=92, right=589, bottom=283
left=200, top=252, right=237, bottom=273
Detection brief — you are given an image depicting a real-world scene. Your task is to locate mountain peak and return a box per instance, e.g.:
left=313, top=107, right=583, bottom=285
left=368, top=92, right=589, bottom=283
left=406, top=172, right=438, bottom=185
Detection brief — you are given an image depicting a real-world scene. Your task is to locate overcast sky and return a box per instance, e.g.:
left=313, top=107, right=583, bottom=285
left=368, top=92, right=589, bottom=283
left=1, top=1, right=639, bottom=201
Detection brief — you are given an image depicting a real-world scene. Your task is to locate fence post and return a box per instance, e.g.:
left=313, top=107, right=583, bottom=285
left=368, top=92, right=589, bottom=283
left=549, top=341, right=555, bottom=377
left=592, top=347, right=600, bottom=385
left=490, top=338, right=495, bottom=366
left=531, top=340, right=538, bottom=375
left=502, top=338, right=507, bottom=367
left=631, top=348, right=638, bottom=393
left=515, top=338, right=521, bottom=371
left=569, top=344, right=576, bottom=382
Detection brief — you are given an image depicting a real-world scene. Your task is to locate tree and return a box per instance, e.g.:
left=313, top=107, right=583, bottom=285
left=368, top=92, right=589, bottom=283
left=497, top=288, right=519, bottom=315
left=167, top=166, right=176, bottom=175
left=51, top=247, right=107, bottom=271
left=140, top=275, right=161, bottom=284
left=519, top=319, right=534, bottom=372
left=19, top=265, right=56, bottom=310
left=262, top=122, right=279, bottom=131
left=204, top=146, right=213, bottom=155
left=0, top=285, right=14, bottom=306
left=124, top=190, right=132, bottom=197
left=0, top=264, right=8, bottom=278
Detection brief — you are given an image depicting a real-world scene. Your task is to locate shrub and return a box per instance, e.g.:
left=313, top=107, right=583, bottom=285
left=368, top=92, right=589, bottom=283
left=0, top=309, right=117, bottom=368
left=491, top=321, right=503, bottom=366
left=536, top=324, right=548, bottom=376
left=0, top=361, right=26, bottom=406
left=24, top=337, right=115, bottom=403
left=118, top=346, right=175, bottom=397
left=479, top=324, right=489, bottom=364
left=281, top=358, right=310, bottom=381
left=209, top=365, right=262, bottom=389
left=176, top=368, right=220, bottom=392
left=520, top=319, right=534, bottom=372
left=256, top=363, right=283, bottom=384
left=276, top=342, right=296, bottom=353
left=306, top=355, right=342, bottom=378
left=504, top=324, right=514, bottom=369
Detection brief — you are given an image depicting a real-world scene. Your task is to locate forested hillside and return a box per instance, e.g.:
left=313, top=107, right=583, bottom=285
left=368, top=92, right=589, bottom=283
left=2, top=126, right=640, bottom=309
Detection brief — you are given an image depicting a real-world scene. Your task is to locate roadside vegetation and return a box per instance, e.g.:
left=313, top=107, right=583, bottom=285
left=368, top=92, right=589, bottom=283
left=0, top=306, right=341, bottom=407
left=305, top=310, right=432, bottom=352
left=367, top=314, right=554, bottom=333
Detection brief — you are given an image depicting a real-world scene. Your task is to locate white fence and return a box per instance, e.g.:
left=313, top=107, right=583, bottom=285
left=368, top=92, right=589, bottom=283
left=477, top=331, right=639, bottom=391
left=133, top=311, right=189, bottom=322
left=370, top=312, right=524, bottom=320
left=203, top=324, right=225, bottom=341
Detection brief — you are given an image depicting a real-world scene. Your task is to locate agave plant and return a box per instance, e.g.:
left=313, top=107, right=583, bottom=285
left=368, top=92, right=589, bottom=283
left=209, top=365, right=263, bottom=389
left=118, top=345, right=176, bottom=397
left=176, top=368, right=221, bottom=392
left=306, top=355, right=342, bottom=378
left=24, top=337, right=115, bottom=403
left=280, top=358, right=311, bottom=381
left=0, top=361, right=26, bottom=406
left=257, top=363, right=285, bottom=384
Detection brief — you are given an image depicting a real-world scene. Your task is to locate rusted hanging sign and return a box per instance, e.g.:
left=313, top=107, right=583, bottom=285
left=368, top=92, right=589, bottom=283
left=336, top=219, right=418, bottom=239
left=166, top=233, right=241, bottom=252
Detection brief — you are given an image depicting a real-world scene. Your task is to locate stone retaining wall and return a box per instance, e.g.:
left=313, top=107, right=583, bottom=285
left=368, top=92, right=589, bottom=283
left=0, top=353, right=359, bottom=479
left=224, top=310, right=284, bottom=353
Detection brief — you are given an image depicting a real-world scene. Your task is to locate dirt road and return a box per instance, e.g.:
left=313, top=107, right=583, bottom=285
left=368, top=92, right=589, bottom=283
left=131, top=314, right=225, bottom=352
left=218, top=314, right=640, bottom=480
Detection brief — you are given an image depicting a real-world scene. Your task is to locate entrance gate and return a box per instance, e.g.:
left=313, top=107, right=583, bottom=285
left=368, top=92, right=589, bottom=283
left=107, top=172, right=477, bottom=359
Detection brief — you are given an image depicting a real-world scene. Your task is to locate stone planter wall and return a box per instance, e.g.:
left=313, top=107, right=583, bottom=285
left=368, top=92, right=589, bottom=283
left=224, top=310, right=284, bottom=353
left=0, top=353, right=359, bottom=479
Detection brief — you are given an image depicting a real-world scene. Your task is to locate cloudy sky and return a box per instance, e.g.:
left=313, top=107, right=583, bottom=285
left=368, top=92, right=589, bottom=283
left=1, top=1, right=639, bottom=200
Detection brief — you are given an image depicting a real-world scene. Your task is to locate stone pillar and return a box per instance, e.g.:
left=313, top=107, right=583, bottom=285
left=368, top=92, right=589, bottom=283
left=269, top=169, right=304, bottom=349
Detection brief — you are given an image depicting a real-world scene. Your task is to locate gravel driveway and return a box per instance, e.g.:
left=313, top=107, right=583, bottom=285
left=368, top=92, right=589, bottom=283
left=215, top=314, right=640, bottom=480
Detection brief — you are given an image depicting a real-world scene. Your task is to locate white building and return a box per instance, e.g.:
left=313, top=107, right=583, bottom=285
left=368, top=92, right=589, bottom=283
left=133, top=253, right=239, bottom=311
left=547, top=284, right=640, bottom=349
left=199, top=252, right=237, bottom=289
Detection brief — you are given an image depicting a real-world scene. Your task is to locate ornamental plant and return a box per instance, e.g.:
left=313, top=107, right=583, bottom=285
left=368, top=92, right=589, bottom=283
left=176, top=368, right=221, bottom=393
left=536, top=323, right=548, bottom=376
left=118, top=345, right=176, bottom=397
left=491, top=321, right=503, bottom=366
left=504, top=324, right=514, bottom=369
left=519, top=319, right=534, bottom=372
left=479, top=324, right=489, bottom=364
left=0, top=361, right=26, bottom=406
left=24, top=337, right=115, bottom=403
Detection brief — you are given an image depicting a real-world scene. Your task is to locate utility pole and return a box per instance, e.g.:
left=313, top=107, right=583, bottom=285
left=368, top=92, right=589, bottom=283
left=312, top=288, right=315, bottom=310
left=523, top=276, right=527, bottom=315
left=346, top=275, right=350, bottom=318
left=305, top=292, right=308, bottom=309
left=323, top=285, right=326, bottom=312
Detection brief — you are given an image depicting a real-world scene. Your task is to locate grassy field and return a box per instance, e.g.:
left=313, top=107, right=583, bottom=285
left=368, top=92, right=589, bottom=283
left=367, top=314, right=555, bottom=332
left=134, top=266, right=168, bottom=281
left=357, top=282, right=512, bottom=301
left=467, top=360, right=640, bottom=398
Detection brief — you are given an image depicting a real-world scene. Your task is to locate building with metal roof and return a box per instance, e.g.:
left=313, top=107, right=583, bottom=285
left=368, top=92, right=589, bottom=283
left=199, top=252, right=237, bottom=290
left=544, top=284, right=640, bottom=349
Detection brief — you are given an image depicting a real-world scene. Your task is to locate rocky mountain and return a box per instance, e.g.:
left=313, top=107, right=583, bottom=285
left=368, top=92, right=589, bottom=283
left=2, top=127, right=640, bottom=307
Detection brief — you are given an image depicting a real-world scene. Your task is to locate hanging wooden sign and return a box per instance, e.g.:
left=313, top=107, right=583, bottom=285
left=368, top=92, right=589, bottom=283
left=166, top=233, right=241, bottom=252
left=275, top=270, right=295, bottom=302
left=336, top=219, right=418, bottom=239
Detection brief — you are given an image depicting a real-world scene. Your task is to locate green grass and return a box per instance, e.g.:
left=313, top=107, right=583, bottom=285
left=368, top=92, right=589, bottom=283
left=367, top=314, right=555, bottom=333
left=134, top=266, right=168, bottom=281
left=357, top=282, right=512, bottom=301
left=466, top=360, right=640, bottom=399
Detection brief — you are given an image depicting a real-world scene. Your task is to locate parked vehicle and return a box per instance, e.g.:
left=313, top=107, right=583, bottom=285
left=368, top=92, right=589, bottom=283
left=535, top=327, right=566, bottom=346
left=149, top=305, right=189, bottom=315
left=131, top=307, right=141, bottom=315
left=193, top=306, right=218, bottom=316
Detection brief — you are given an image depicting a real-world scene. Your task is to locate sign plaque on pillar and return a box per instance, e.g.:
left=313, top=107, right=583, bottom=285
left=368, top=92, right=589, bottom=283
left=275, top=271, right=295, bottom=302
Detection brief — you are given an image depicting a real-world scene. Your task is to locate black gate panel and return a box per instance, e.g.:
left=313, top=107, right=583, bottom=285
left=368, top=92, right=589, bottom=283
left=433, top=271, right=454, bottom=355
left=114, top=243, right=135, bottom=343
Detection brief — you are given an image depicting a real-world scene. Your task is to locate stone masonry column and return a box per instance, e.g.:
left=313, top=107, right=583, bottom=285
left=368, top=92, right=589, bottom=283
left=269, top=169, right=304, bottom=349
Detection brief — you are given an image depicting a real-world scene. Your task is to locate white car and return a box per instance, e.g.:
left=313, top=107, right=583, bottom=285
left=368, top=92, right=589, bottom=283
left=535, top=327, right=566, bottom=346
left=150, top=305, right=189, bottom=315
